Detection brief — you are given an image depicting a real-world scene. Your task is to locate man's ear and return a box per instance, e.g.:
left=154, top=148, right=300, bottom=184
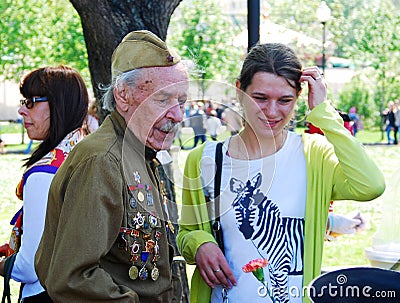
left=114, top=84, right=130, bottom=112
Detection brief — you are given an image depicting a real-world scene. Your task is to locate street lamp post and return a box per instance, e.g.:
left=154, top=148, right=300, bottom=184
left=247, top=0, right=260, bottom=53
left=316, top=1, right=331, bottom=76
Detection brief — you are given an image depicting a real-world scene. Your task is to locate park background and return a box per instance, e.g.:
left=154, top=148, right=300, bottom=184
left=1, top=127, right=399, bottom=299
left=1, top=0, right=400, bottom=300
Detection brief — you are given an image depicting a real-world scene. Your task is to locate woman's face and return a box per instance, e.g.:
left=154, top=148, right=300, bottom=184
left=18, top=97, right=50, bottom=140
left=238, top=71, right=298, bottom=138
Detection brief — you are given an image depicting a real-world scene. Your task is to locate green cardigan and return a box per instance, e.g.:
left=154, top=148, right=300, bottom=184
left=177, top=102, right=385, bottom=303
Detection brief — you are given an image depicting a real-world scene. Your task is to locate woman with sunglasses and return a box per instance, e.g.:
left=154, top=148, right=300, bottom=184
left=0, top=65, right=88, bottom=302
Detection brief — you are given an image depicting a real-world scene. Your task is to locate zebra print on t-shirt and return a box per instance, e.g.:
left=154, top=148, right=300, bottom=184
left=230, top=172, right=304, bottom=303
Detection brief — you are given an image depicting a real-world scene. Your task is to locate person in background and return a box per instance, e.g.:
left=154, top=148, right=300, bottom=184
left=0, top=65, right=88, bottom=302
left=348, top=106, right=361, bottom=137
left=190, top=102, right=207, bottom=148
left=206, top=109, right=222, bottom=141
left=221, top=101, right=243, bottom=135
left=325, top=209, right=366, bottom=241
left=0, top=137, right=5, bottom=154
left=394, top=99, right=400, bottom=141
left=305, top=109, right=354, bottom=136
left=86, top=99, right=99, bottom=134
left=35, top=30, right=189, bottom=303
left=383, top=101, right=398, bottom=144
left=177, top=43, right=385, bottom=303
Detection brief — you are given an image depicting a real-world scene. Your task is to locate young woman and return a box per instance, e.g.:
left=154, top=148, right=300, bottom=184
left=0, top=65, right=88, bottom=302
left=177, top=43, right=385, bottom=303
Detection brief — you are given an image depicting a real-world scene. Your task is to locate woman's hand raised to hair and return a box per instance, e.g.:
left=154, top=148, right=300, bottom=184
left=300, top=66, right=328, bottom=110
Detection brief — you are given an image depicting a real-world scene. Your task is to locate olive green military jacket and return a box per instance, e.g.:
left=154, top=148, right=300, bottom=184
left=35, top=111, right=173, bottom=303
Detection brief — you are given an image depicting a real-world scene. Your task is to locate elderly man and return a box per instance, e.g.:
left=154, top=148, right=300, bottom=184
left=35, top=30, right=188, bottom=303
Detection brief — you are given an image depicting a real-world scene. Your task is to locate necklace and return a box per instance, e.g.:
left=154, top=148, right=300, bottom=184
left=230, top=130, right=287, bottom=160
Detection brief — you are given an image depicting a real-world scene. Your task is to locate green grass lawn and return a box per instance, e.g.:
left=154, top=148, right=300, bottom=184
left=0, top=121, right=23, bottom=135
left=0, top=127, right=398, bottom=299
left=0, top=154, right=25, bottom=300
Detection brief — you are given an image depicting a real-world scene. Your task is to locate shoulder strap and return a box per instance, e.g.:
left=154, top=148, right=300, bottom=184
left=212, top=142, right=225, bottom=254
left=2, top=254, right=17, bottom=303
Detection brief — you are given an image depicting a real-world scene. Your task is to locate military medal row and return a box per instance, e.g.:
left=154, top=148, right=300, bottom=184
left=128, top=183, right=154, bottom=208
left=120, top=227, right=161, bottom=281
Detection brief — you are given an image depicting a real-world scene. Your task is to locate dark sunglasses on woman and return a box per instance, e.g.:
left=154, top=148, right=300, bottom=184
left=20, top=97, right=48, bottom=109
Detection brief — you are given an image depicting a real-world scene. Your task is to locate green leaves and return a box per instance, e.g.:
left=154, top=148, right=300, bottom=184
left=0, top=0, right=89, bottom=84
left=169, top=0, right=242, bottom=83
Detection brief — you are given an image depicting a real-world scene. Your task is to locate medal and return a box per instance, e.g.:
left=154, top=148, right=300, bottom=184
left=131, top=241, right=140, bottom=254
left=133, top=171, right=141, bottom=183
left=145, top=184, right=154, bottom=206
left=146, top=192, right=154, bottom=206
left=130, top=254, right=140, bottom=262
left=137, top=191, right=145, bottom=202
left=145, top=240, right=155, bottom=253
left=151, top=265, right=159, bottom=281
left=139, top=251, right=149, bottom=280
left=142, top=233, right=151, bottom=240
left=139, top=266, right=148, bottom=280
left=136, top=183, right=145, bottom=202
left=129, top=195, right=137, bottom=208
left=167, top=221, right=175, bottom=234
left=129, top=265, right=139, bottom=280
left=132, top=212, right=144, bottom=229
left=149, top=215, right=158, bottom=228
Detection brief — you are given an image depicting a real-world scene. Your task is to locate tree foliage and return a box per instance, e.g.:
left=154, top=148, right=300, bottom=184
left=338, top=0, right=400, bottom=125
left=269, top=0, right=400, bottom=127
left=0, top=0, right=89, bottom=83
left=168, top=0, right=242, bottom=84
left=2, top=0, right=400, bottom=128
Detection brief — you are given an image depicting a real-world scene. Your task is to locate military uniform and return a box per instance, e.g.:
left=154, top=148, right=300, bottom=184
left=35, top=111, right=174, bottom=302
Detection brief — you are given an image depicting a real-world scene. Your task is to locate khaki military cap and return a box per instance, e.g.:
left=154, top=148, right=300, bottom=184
left=111, top=30, right=181, bottom=78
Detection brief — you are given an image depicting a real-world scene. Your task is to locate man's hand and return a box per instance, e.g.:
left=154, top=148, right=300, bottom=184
left=0, top=243, right=10, bottom=257
left=329, top=212, right=365, bottom=235
left=352, top=212, right=366, bottom=232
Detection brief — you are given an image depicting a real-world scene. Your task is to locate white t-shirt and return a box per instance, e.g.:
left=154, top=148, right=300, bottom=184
left=206, top=116, right=222, bottom=136
left=200, top=131, right=306, bottom=303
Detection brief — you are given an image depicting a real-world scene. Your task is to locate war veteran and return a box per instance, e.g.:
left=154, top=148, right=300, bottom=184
left=35, top=30, right=189, bottom=303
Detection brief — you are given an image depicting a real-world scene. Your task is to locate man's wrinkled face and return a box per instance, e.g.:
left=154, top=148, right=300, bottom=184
left=127, top=63, right=189, bottom=151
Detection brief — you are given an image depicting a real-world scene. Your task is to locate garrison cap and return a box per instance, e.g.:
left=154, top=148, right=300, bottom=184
left=111, top=30, right=181, bottom=78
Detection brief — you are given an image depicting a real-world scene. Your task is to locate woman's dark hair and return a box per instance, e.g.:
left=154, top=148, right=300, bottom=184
left=20, top=65, right=88, bottom=167
left=238, top=43, right=303, bottom=95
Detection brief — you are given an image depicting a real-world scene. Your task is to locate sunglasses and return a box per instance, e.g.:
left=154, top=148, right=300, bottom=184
left=20, top=97, right=48, bottom=109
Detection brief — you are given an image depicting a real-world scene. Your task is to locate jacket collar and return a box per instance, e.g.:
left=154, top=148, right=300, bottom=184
left=109, top=111, right=157, bottom=162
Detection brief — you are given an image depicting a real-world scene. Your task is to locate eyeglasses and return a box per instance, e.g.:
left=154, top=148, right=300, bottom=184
left=20, top=97, right=48, bottom=109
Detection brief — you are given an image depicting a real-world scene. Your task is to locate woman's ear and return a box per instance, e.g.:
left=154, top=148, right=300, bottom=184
left=235, top=79, right=241, bottom=90
left=235, top=80, right=245, bottom=102
left=114, top=84, right=130, bottom=112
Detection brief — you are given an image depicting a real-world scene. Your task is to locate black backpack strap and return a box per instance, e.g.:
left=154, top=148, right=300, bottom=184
left=2, top=254, right=17, bottom=303
left=212, top=142, right=224, bottom=254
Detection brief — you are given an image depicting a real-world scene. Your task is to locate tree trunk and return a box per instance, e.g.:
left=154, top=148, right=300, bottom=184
left=69, top=0, right=182, bottom=122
